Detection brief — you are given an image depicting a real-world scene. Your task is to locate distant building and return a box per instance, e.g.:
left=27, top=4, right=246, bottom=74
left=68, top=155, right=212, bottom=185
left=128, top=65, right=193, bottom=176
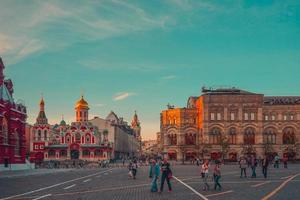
left=142, top=139, right=158, bottom=156
left=0, top=58, right=27, bottom=170
left=90, top=111, right=141, bottom=159
left=28, top=96, right=112, bottom=163
left=160, top=87, right=300, bottom=161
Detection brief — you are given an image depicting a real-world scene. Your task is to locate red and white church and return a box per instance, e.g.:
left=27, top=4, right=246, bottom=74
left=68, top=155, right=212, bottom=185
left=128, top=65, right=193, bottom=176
left=0, top=58, right=28, bottom=170
left=29, top=96, right=112, bottom=163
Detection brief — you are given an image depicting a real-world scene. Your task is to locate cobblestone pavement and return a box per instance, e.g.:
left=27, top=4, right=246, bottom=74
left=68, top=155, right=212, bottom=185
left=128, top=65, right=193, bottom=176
left=1, top=163, right=300, bottom=200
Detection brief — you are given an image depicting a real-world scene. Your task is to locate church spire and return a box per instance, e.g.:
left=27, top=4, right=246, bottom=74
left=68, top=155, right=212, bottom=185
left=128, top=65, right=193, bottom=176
left=36, top=96, right=48, bottom=124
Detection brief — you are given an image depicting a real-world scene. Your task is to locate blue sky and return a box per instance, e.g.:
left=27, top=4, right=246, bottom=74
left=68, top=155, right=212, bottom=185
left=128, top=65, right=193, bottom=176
left=0, top=0, right=299, bottom=140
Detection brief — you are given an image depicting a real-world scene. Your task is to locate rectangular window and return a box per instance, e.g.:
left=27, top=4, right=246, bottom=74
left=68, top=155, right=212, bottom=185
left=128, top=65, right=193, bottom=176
left=271, top=115, right=275, bottom=121
left=230, top=113, right=235, bottom=121
left=251, top=113, right=255, bottom=120
left=290, top=115, right=294, bottom=120
left=283, top=115, right=287, bottom=121
left=210, top=113, right=215, bottom=120
left=217, top=113, right=221, bottom=120
left=244, top=113, right=249, bottom=120
left=265, top=115, right=269, bottom=121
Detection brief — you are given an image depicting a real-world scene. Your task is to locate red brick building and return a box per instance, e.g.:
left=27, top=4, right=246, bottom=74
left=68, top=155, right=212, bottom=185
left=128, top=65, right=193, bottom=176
left=0, top=58, right=27, bottom=170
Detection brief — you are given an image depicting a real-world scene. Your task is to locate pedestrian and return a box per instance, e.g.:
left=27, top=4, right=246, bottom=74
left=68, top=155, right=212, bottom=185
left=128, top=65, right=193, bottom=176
left=250, top=155, right=257, bottom=178
left=274, top=154, right=280, bottom=168
left=239, top=156, right=247, bottom=178
left=201, top=159, right=210, bottom=191
left=213, top=161, right=222, bottom=191
left=149, top=159, right=160, bottom=192
left=262, top=156, right=269, bottom=179
left=283, top=156, right=288, bottom=169
left=159, top=158, right=172, bottom=192
left=128, top=161, right=133, bottom=178
left=131, top=160, right=138, bottom=179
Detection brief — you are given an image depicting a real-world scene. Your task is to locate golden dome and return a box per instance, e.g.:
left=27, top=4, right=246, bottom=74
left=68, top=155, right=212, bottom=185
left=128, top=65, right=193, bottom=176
left=75, top=96, right=89, bottom=110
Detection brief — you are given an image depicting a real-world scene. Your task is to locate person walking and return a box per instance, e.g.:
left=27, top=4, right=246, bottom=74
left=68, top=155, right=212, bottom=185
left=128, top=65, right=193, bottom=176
left=262, top=156, right=269, bottom=179
left=239, top=156, right=247, bottom=178
left=201, top=160, right=210, bottom=191
left=213, top=161, right=222, bottom=191
left=159, top=158, right=172, bottom=192
left=283, top=156, right=288, bottom=169
left=250, top=155, right=257, bottom=178
left=274, top=154, right=280, bottom=168
left=131, top=160, right=138, bottom=179
left=149, top=159, right=160, bottom=192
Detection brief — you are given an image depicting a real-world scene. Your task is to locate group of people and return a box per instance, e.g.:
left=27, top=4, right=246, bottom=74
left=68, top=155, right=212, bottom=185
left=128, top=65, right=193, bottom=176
left=149, top=158, right=173, bottom=193
left=200, top=159, right=222, bottom=191
left=239, top=155, right=266, bottom=178
left=239, top=154, right=289, bottom=179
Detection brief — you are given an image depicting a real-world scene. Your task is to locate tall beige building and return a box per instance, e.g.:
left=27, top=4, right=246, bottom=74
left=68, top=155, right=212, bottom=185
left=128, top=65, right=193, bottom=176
left=160, top=87, right=300, bottom=161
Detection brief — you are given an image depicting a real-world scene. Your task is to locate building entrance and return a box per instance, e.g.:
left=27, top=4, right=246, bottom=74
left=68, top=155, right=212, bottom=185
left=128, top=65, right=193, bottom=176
left=71, top=150, right=79, bottom=159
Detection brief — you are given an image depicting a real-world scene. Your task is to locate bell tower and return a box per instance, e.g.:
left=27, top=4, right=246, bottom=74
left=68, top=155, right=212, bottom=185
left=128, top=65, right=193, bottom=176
left=75, top=96, right=89, bottom=122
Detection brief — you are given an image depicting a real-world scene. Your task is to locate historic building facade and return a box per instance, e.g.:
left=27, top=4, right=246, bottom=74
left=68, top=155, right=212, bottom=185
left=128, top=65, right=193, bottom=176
left=0, top=58, right=27, bottom=170
left=160, top=87, right=300, bottom=161
left=29, top=96, right=112, bottom=163
left=90, top=111, right=141, bottom=159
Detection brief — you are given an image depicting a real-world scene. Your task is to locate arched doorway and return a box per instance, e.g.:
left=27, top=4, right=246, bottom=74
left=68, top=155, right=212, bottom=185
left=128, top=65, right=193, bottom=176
left=71, top=150, right=79, bottom=159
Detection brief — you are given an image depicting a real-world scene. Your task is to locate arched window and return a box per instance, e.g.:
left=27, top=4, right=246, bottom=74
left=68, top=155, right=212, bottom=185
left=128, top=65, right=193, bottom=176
left=168, top=134, right=177, bottom=145
left=2, top=117, right=8, bottom=144
left=94, top=149, right=102, bottom=156
left=15, top=132, right=20, bottom=155
left=82, top=150, right=90, bottom=157
left=48, top=150, right=55, bottom=157
left=44, top=130, right=47, bottom=140
left=37, top=130, right=42, bottom=141
left=209, top=127, right=221, bottom=144
left=244, top=127, right=255, bottom=145
left=185, top=133, right=196, bottom=145
left=283, top=127, right=295, bottom=145
left=75, top=133, right=81, bottom=143
left=228, top=127, right=237, bottom=144
left=59, top=150, right=67, bottom=157
left=66, top=134, right=71, bottom=143
left=263, top=128, right=276, bottom=144
left=85, top=134, right=91, bottom=143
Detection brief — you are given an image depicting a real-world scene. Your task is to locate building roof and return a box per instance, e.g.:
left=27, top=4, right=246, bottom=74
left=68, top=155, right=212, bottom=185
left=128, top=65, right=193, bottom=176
left=0, top=83, right=14, bottom=103
left=264, top=96, right=300, bottom=105
left=75, top=95, right=89, bottom=110
left=201, top=87, right=257, bottom=95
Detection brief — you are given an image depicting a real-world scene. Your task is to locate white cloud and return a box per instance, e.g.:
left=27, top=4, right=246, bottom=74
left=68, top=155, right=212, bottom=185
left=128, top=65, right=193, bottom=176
left=94, top=103, right=105, bottom=107
left=113, top=92, right=136, bottom=101
left=161, top=75, right=177, bottom=80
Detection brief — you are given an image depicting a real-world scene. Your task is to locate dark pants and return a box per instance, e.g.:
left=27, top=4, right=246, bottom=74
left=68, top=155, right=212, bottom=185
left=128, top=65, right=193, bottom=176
left=132, top=169, right=137, bottom=179
left=214, top=175, right=221, bottom=190
left=240, top=168, right=246, bottom=177
left=274, top=161, right=279, bottom=168
left=251, top=166, right=256, bottom=178
left=284, top=162, right=288, bottom=168
left=262, top=166, right=268, bottom=178
left=160, top=172, right=172, bottom=191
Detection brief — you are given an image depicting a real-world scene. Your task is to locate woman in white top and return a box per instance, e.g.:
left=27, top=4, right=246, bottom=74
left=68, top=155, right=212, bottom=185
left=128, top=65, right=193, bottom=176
left=201, top=160, right=210, bottom=191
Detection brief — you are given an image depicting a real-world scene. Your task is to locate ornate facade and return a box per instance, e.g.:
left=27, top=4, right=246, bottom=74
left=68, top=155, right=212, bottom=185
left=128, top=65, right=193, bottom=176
left=29, top=96, right=112, bottom=163
left=0, top=58, right=27, bottom=170
left=160, top=87, right=300, bottom=161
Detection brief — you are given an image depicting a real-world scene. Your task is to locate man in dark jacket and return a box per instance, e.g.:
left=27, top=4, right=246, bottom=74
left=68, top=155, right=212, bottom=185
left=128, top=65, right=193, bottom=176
left=262, top=156, right=269, bottom=178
